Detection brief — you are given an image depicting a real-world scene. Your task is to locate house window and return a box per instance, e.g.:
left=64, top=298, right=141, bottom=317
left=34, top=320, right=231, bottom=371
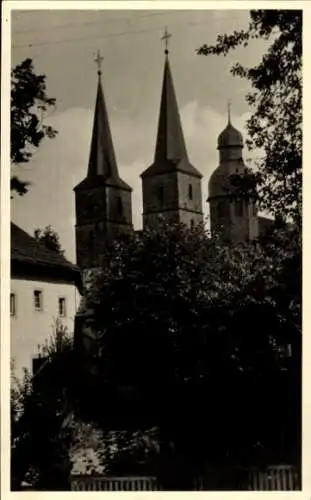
left=157, top=186, right=164, bottom=204
left=190, top=219, right=194, bottom=228
left=58, top=297, right=66, bottom=317
left=10, top=293, right=16, bottom=316
left=117, top=197, right=123, bottom=216
left=188, top=184, right=193, bottom=200
left=235, top=199, right=243, bottom=217
left=34, top=290, right=43, bottom=311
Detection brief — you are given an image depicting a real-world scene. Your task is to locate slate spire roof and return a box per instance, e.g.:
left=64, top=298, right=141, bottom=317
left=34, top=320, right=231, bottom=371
left=154, top=54, right=188, bottom=163
left=87, top=72, right=119, bottom=179
left=75, top=63, right=131, bottom=191
left=141, top=52, right=202, bottom=179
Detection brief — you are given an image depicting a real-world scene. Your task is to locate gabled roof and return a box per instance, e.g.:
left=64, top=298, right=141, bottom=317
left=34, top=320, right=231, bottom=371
left=11, top=222, right=82, bottom=290
left=74, top=72, right=131, bottom=192
left=141, top=55, right=202, bottom=180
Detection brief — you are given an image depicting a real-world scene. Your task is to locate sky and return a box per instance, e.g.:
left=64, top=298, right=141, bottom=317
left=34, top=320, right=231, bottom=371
left=11, top=7, right=269, bottom=263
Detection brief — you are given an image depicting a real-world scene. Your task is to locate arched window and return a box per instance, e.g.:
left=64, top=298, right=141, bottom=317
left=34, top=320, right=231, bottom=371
left=88, top=231, right=96, bottom=267
left=117, top=197, right=123, bottom=216
left=235, top=199, right=243, bottom=217
left=252, top=203, right=257, bottom=216
left=93, top=203, right=99, bottom=214
left=217, top=201, right=226, bottom=217
left=88, top=230, right=95, bottom=248
left=188, top=184, right=193, bottom=200
left=157, top=185, right=164, bottom=204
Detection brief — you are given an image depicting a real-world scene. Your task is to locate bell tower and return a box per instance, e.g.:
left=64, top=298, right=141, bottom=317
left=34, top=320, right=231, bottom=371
left=140, top=29, right=203, bottom=229
left=74, top=52, right=133, bottom=272
left=208, top=104, right=258, bottom=243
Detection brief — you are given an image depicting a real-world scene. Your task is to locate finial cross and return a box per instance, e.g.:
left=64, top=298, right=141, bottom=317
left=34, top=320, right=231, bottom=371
left=161, top=26, right=172, bottom=54
left=94, top=50, right=104, bottom=75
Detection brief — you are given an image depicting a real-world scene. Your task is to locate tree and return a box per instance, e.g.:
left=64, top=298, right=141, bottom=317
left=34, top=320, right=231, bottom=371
left=197, top=10, right=302, bottom=225
left=11, top=58, right=57, bottom=196
left=11, top=322, right=75, bottom=490
left=76, top=221, right=301, bottom=489
left=34, top=225, right=65, bottom=256
left=11, top=222, right=301, bottom=489
left=11, top=320, right=120, bottom=488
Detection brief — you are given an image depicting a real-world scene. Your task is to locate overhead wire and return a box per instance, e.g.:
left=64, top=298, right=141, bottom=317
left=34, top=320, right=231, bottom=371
left=13, top=10, right=189, bottom=35
left=12, top=22, right=198, bottom=49
left=11, top=11, right=258, bottom=158
left=12, top=14, right=244, bottom=50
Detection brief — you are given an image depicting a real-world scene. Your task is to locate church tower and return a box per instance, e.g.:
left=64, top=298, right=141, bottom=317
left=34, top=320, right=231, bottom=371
left=140, top=30, right=203, bottom=229
left=208, top=106, right=258, bottom=243
left=74, top=53, right=133, bottom=271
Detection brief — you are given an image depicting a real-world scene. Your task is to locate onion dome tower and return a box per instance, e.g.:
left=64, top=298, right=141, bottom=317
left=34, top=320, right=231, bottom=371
left=208, top=104, right=258, bottom=243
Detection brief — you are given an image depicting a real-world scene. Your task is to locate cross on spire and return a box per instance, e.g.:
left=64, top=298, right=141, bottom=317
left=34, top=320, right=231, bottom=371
left=161, top=26, right=172, bottom=55
left=94, top=50, right=104, bottom=76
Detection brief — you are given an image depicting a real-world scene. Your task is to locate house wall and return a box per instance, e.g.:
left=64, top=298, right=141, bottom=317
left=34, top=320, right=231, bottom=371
left=10, top=277, right=81, bottom=377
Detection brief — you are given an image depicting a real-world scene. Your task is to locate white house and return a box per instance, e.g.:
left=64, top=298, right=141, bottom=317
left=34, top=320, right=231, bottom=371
left=11, top=222, right=82, bottom=377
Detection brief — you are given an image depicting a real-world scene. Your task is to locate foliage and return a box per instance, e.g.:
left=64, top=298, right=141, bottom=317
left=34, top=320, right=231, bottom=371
left=11, top=219, right=301, bottom=489
left=197, top=10, right=302, bottom=224
left=77, top=221, right=301, bottom=488
left=11, top=58, right=57, bottom=196
left=34, top=225, right=65, bottom=256
left=11, top=322, right=75, bottom=491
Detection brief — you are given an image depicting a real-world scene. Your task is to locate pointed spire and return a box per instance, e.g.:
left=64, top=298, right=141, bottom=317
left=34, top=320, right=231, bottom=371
left=141, top=31, right=202, bottom=179
left=87, top=51, right=119, bottom=181
left=154, top=29, right=188, bottom=164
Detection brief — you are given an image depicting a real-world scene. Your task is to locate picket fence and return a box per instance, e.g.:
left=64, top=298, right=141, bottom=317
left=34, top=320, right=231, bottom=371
left=71, top=476, right=160, bottom=491
left=247, top=465, right=299, bottom=491
left=70, top=465, right=299, bottom=491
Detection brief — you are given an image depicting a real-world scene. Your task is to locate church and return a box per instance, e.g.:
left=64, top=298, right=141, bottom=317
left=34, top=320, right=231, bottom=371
left=11, top=40, right=275, bottom=378
left=68, top=40, right=296, bottom=486
left=10, top=34, right=298, bottom=491
left=72, top=40, right=275, bottom=360
left=74, top=45, right=272, bottom=281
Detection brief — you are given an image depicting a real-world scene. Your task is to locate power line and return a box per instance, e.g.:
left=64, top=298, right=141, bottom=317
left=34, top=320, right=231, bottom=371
left=13, top=10, right=188, bottom=35
left=12, top=14, right=243, bottom=51
left=12, top=20, right=201, bottom=49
